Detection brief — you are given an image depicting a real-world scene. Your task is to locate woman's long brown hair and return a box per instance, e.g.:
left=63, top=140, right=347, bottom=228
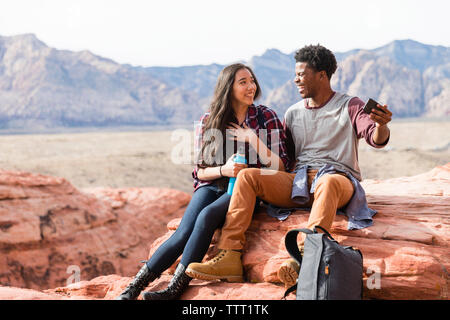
left=199, top=63, right=261, bottom=167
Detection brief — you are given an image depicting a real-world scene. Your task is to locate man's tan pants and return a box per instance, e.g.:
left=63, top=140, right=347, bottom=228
left=218, top=168, right=354, bottom=250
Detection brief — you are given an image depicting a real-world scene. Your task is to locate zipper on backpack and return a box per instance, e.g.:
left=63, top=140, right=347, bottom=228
left=324, top=264, right=330, bottom=299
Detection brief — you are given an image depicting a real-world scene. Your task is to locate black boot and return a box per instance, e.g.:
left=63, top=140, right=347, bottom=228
left=116, top=263, right=159, bottom=300
left=142, top=264, right=191, bottom=300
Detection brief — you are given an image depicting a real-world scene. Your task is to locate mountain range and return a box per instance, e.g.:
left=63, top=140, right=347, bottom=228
left=0, top=34, right=449, bottom=131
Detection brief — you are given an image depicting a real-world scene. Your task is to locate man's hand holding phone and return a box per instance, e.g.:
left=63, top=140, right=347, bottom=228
left=363, top=98, right=392, bottom=127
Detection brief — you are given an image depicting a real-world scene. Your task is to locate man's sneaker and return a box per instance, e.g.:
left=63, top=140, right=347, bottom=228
left=185, top=249, right=244, bottom=282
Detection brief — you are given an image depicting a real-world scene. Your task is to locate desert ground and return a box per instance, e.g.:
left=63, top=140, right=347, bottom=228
left=0, top=119, right=448, bottom=194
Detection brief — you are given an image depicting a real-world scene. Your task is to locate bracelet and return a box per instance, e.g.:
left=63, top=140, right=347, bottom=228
left=219, top=166, right=223, bottom=177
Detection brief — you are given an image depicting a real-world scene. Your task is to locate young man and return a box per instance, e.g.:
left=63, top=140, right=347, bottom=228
left=185, top=44, right=392, bottom=287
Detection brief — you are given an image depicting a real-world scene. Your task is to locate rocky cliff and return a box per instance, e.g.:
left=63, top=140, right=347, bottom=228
left=0, top=169, right=191, bottom=290
left=0, top=164, right=449, bottom=300
left=0, top=34, right=203, bottom=130
left=265, top=40, right=450, bottom=118
left=0, top=35, right=449, bottom=133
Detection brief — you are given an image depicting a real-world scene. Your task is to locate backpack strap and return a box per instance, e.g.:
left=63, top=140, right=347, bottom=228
left=284, top=228, right=312, bottom=265
left=313, top=225, right=336, bottom=241
left=282, top=282, right=298, bottom=299
left=284, top=228, right=327, bottom=300
left=282, top=228, right=312, bottom=300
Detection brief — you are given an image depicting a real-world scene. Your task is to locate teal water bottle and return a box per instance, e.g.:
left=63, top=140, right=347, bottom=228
left=227, top=147, right=247, bottom=195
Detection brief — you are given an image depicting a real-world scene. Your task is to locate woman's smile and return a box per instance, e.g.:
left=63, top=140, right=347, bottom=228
left=232, top=68, right=257, bottom=108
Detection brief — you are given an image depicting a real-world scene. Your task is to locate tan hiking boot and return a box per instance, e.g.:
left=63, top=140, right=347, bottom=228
left=185, top=249, right=244, bottom=282
left=277, top=258, right=301, bottom=288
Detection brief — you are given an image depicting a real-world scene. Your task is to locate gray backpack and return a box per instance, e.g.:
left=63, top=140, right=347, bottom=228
left=283, top=226, right=363, bottom=300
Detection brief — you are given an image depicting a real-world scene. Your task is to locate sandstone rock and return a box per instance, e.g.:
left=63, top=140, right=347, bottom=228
left=0, top=285, right=65, bottom=300
left=146, top=163, right=450, bottom=300
left=0, top=169, right=190, bottom=290
left=0, top=273, right=291, bottom=300
left=0, top=165, right=448, bottom=300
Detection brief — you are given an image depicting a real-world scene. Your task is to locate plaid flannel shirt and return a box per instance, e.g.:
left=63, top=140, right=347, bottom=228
left=192, top=104, right=290, bottom=190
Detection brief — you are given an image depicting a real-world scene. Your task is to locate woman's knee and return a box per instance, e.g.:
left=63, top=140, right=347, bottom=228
left=196, top=205, right=227, bottom=229
left=169, top=228, right=192, bottom=245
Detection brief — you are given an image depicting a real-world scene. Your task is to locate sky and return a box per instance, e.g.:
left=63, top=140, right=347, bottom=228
left=0, top=0, right=449, bottom=67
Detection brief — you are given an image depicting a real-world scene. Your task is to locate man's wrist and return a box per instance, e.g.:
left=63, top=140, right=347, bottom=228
left=375, top=122, right=387, bottom=129
left=373, top=125, right=390, bottom=145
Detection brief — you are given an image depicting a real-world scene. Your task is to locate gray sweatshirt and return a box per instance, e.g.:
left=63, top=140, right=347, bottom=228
left=284, top=92, right=389, bottom=181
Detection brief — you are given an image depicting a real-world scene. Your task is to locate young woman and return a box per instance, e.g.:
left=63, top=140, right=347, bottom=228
left=116, top=63, right=290, bottom=300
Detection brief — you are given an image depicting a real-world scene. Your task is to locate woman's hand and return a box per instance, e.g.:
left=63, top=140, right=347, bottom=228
left=227, top=122, right=257, bottom=145
left=220, top=153, right=248, bottom=178
left=226, top=121, right=285, bottom=172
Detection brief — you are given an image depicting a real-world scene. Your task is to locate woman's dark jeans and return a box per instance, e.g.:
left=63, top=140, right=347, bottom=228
left=146, top=184, right=231, bottom=274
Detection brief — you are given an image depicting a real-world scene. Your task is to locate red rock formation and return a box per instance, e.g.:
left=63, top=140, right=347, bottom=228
left=0, top=164, right=449, bottom=300
left=1, top=274, right=289, bottom=300
left=145, top=163, right=450, bottom=300
left=0, top=170, right=191, bottom=290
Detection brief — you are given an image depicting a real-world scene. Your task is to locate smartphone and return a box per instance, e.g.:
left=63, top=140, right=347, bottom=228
left=363, top=98, right=387, bottom=114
